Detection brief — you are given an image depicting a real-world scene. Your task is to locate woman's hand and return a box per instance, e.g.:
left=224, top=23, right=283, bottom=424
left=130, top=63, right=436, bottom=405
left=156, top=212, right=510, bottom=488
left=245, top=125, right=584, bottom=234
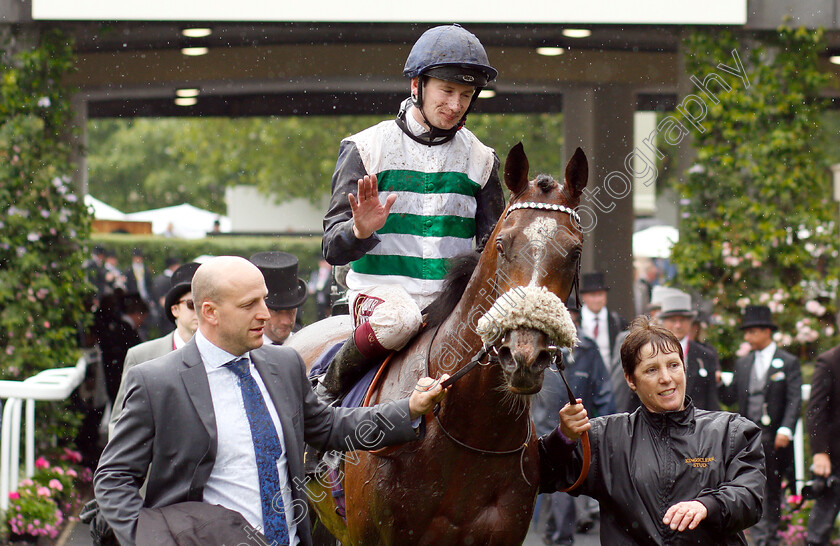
left=663, top=500, right=708, bottom=531
left=558, top=399, right=590, bottom=441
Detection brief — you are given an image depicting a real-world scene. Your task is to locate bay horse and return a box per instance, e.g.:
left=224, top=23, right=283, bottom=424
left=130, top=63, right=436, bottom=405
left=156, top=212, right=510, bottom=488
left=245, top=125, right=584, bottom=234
left=288, top=143, right=588, bottom=545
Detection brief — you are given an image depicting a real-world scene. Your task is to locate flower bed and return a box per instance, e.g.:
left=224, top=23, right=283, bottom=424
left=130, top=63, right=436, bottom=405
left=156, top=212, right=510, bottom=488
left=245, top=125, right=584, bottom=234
left=4, top=449, right=91, bottom=544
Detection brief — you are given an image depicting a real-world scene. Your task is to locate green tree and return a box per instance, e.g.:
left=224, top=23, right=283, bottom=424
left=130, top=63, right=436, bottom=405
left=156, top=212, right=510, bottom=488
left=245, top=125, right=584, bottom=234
left=0, top=29, right=91, bottom=445
left=87, top=112, right=564, bottom=213
left=672, top=26, right=839, bottom=363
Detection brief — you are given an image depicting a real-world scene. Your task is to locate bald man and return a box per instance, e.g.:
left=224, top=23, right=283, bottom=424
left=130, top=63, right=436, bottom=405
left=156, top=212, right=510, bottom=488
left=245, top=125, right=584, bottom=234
left=94, top=256, right=448, bottom=546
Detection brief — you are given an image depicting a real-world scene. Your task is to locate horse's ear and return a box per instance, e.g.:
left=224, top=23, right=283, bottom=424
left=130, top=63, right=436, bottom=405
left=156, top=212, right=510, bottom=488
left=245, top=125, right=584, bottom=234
left=563, top=147, right=588, bottom=204
left=504, top=142, right=530, bottom=196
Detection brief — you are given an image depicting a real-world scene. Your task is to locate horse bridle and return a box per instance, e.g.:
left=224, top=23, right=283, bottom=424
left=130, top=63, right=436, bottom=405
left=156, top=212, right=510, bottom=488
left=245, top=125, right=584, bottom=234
left=424, top=200, right=590, bottom=490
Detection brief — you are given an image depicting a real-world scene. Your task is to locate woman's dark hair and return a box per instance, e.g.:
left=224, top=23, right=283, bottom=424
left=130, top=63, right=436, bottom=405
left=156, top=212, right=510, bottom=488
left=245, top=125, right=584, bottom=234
left=620, top=316, right=684, bottom=377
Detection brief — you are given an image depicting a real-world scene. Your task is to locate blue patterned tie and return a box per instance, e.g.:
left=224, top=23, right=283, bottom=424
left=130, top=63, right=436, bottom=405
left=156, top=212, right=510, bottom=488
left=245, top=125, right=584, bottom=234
left=225, top=357, right=289, bottom=546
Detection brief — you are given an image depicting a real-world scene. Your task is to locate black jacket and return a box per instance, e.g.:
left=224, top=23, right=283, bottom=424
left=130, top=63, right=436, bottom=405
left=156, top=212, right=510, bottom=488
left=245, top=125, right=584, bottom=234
left=719, top=346, right=801, bottom=434
left=807, top=344, right=840, bottom=465
left=539, top=399, right=765, bottom=545
left=685, top=340, right=721, bottom=411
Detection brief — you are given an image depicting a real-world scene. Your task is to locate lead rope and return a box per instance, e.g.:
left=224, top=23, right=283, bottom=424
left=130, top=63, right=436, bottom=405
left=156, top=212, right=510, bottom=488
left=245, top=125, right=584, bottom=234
left=556, top=350, right=591, bottom=493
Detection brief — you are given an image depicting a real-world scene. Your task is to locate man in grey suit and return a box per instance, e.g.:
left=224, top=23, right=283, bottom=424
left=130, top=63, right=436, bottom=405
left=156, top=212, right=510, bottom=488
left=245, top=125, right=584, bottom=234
left=108, top=262, right=200, bottom=438
left=94, top=256, right=447, bottom=546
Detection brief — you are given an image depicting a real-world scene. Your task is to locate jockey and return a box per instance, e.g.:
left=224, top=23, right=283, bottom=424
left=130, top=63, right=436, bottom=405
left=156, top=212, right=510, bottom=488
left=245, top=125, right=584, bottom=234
left=319, top=24, right=505, bottom=404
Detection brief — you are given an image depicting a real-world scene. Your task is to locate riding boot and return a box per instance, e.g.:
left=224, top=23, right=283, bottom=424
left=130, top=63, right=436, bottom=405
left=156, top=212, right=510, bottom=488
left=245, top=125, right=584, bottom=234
left=314, top=335, right=380, bottom=406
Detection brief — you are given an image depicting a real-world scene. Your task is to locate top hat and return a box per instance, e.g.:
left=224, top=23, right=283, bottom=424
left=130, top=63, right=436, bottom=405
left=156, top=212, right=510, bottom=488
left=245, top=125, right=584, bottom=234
left=657, top=290, right=697, bottom=320
left=580, top=272, right=609, bottom=294
left=740, top=305, right=778, bottom=331
left=250, top=252, right=308, bottom=310
left=163, top=262, right=201, bottom=323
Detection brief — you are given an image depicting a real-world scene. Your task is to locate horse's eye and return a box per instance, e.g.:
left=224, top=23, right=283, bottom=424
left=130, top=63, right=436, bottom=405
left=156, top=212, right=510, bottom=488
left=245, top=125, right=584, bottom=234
left=495, top=239, right=505, bottom=256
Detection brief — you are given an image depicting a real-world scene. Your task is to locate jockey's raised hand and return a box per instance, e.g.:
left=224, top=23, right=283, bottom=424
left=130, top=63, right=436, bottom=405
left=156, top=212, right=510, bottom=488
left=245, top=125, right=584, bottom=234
left=349, top=174, right=397, bottom=240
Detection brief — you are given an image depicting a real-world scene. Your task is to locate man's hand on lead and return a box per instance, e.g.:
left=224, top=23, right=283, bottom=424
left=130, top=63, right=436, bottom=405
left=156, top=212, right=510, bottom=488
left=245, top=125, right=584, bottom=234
left=348, top=174, right=397, bottom=239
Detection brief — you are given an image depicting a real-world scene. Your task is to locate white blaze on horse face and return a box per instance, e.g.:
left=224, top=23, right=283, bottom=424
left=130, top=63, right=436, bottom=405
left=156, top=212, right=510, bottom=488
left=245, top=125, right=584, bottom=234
left=523, top=216, right=558, bottom=286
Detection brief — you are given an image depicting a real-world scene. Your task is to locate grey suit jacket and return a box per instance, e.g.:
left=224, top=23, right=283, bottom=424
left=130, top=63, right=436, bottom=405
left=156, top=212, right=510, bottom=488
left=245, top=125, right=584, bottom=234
left=109, top=332, right=176, bottom=438
left=94, top=338, right=418, bottom=546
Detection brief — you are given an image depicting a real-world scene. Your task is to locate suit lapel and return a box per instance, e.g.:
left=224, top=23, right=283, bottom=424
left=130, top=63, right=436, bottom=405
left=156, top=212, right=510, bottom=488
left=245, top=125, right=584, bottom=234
left=252, top=351, right=299, bottom=456
left=179, top=340, right=218, bottom=447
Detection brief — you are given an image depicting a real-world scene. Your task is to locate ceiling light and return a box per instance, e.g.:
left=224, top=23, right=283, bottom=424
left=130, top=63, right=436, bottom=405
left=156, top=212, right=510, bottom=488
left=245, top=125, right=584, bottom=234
left=175, top=97, right=197, bottom=106
left=182, top=28, right=212, bottom=38
left=831, top=56, right=840, bottom=65
left=562, top=29, right=591, bottom=38
left=175, top=88, right=200, bottom=98
left=536, top=47, right=565, bottom=57
left=479, top=89, right=496, bottom=99
left=181, top=47, right=208, bottom=57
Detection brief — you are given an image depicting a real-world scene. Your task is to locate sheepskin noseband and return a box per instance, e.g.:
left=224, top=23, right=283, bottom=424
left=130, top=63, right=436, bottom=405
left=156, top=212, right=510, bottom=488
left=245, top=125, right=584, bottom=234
left=476, top=286, right=579, bottom=348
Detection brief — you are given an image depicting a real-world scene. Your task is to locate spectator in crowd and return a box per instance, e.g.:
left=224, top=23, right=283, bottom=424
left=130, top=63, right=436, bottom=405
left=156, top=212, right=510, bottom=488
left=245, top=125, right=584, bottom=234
left=633, top=262, right=659, bottom=317
left=319, top=24, right=504, bottom=406
left=532, top=297, right=615, bottom=545
left=720, top=305, right=801, bottom=546
left=805, top=341, right=840, bottom=545
left=103, top=250, right=127, bottom=294
left=85, top=245, right=109, bottom=302
left=250, top=252, right=308, bottom=345
left=108, top=263, right=200, bottom=438
left=150, top=256, right=180, bottom=333
left=579, top=272, right=627, bottom=369
left=95, top=292, right=148, bottom=404
left=125, top=248, right=155, bottom=338
left=94, top=256, right=448, bottom=546
left=540, top=316, right=765, bottom=545
left=658, top=289, right=720, bottom=410
left=308, top=256, right=335, bottom=320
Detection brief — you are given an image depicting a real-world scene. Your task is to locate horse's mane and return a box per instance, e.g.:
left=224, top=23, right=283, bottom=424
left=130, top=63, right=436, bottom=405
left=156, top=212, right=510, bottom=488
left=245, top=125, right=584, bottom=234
left=422, top=251, right=481, bottom=328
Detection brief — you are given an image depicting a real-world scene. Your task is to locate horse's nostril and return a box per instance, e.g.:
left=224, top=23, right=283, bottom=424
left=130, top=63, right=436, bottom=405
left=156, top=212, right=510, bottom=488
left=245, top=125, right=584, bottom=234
left=533, top=351, right=551, bottom=371
left=498, top=346, right=515, bottom=370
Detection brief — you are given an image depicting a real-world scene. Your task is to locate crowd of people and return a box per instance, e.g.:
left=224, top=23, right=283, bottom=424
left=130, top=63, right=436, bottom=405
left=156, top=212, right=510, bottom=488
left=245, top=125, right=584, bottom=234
left=77, top=22, right=840, bottom=546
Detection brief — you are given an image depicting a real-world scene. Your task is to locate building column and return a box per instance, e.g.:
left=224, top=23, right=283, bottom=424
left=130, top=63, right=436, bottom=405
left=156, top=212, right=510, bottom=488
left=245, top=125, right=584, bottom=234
left=563, top=84, right=636, bottom=320
left=70, top=94, right=88, bottom=195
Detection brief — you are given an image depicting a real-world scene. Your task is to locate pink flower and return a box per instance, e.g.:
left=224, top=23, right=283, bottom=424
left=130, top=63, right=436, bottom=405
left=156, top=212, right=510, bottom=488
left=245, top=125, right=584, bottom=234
left=62, top=448, right=82, bottom=463
left=787, top=494, right=802, bottom=505
left=48, top=479, right=62, bottom=491
left=37, top=486, right=50, bottom=497
left=65, top=468, right=77, bottom=478
left=736, top=342, right=752, bottom=358
left=19, top=479, right=33, bottom=487
left=8, top=491, right=19, bottom=500
left=34, top=457, right=49, bottom=469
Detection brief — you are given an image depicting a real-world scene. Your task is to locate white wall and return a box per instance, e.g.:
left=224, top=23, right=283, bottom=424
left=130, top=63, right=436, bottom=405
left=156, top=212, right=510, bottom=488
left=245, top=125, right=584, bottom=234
left=226, top=185, right=327, bottom=234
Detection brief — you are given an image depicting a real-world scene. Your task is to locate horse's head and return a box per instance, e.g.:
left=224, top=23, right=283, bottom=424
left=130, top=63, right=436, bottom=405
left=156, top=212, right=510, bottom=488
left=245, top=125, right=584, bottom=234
left=477, top=143, right=588, bottom=395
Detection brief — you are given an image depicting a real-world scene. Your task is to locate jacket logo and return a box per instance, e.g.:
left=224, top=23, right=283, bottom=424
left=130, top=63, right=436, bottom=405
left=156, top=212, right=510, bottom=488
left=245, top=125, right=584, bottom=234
left=685, top=457, right=715, bottom=468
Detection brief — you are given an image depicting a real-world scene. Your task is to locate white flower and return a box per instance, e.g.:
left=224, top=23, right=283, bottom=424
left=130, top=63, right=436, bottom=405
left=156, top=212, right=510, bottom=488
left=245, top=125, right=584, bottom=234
left=736, top=297, right=751, bottom=309
left=27, top=232, right=40, bottom=242
left=736, top=342, right=752, bottom=357
left=806, top=300, right=822, bottom=314
left=37, top=97, right=51, bottom=108
left=65, top=194, right=77, bottom=202
left=826, top=326, right=835, bottom=337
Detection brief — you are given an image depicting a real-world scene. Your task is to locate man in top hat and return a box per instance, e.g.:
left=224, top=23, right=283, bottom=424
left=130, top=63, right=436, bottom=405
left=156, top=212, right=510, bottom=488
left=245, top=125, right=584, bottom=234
left=579, top=272, right=627, bottom=368
left=720, top=305, right=801, bottom=546
left=109, top=263, right=201, bottom=438
left=250, top=252, right=308, bottom=346
left=658, top=289, right=720, bottom=410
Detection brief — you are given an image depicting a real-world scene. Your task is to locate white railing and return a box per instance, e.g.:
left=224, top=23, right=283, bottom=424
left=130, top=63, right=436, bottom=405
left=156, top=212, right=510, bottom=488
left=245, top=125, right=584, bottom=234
left=0, top=355, right=88, bottom=510
left=720, top=372, right=811, bottom=495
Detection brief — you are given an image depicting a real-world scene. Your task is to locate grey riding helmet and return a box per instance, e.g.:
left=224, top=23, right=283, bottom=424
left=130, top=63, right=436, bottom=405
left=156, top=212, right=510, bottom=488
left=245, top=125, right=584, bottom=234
left=403, top=24, right=497, bottom=87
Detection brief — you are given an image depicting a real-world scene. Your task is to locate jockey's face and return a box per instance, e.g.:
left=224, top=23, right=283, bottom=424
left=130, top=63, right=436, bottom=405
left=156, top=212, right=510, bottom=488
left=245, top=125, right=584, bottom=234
left=411, top=77, right=475, bottom=131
